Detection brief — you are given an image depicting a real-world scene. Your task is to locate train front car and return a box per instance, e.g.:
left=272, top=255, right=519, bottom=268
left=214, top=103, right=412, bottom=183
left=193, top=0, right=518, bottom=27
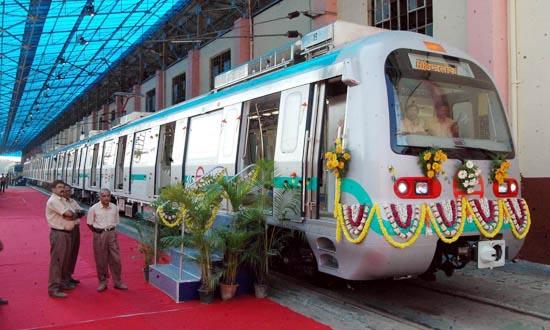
left=328, top=31, right=527, bottom=280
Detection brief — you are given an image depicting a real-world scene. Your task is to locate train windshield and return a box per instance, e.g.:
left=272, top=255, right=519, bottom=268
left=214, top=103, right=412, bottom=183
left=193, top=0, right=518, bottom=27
left=385, top=49, right=514, bottom=159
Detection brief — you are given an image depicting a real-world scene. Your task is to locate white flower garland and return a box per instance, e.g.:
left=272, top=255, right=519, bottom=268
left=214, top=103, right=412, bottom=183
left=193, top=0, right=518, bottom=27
left=429, top=199, right=463, bottom=236
left=382, top=203, right=422, bottom=239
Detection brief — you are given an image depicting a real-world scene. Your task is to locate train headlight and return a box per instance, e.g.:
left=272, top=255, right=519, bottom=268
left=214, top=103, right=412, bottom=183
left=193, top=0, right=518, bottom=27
left=498, top=183, right=509, bottom=194
left=397, top=181, right=409, bottom=194
left=415, top=182, right=429, bottom=195
left=510, top=182, right=518, bottom=193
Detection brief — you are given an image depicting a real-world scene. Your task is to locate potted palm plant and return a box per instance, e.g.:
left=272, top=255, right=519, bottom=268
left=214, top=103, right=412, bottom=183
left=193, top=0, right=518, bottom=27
left=161, top=179, right=224, bottom=303
left=241, top=160, right=300, bottom=298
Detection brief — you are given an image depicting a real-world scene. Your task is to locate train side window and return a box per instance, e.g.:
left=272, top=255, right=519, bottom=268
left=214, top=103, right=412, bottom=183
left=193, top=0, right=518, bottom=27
left=186, top=111, right=223, bottom=182
left=319, top=79, right=347, bottom=216
left=241, top=92, right=281, bottom=166
left=90, top=143, right=100, bottom=186
left=115, top=136, right=127, bottom=190
left=156, top=122, right=176, bottom=194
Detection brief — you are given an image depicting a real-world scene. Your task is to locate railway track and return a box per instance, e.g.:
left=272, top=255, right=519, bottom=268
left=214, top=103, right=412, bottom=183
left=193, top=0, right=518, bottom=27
left=270, top=271, right=550, bottom=329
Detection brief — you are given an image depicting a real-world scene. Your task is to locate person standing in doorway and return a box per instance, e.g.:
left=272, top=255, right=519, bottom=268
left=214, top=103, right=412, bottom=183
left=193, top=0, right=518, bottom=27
left=64, top=184, right=84, bottom=286
left=87, top=189, right=128, bottom=292
left=45, top=180, right=77, bottom=298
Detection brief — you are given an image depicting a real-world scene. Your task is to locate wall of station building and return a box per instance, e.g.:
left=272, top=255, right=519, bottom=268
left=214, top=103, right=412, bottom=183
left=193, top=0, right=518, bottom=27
left=39, top=0, right=549, bottom=262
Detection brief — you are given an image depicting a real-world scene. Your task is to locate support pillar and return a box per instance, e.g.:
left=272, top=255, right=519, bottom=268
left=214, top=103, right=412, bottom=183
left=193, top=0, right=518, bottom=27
left=116, top=95, right=124, bottom=117
left=186, top=48, right=201, bottom=99
left=233, top=17, right=251, bottom=64
left=156, top=69, right=166, bottom=111
left=92, top=111, right=98, bottom=131
left=133, top=84, right=142, bottom=112
left=467, top=0, right=509, bottom=112
left=102, top=104, right=109, bottom=130
left=312, top=0, right=338, bottom=30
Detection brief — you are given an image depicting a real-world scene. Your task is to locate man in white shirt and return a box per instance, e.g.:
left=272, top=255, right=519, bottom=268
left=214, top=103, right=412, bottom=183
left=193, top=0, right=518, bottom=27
left=87, top=188, right=128, bottom=292
left=64, top=184, right=84, bottom=286
left=46, top=180, right=77, bottom=298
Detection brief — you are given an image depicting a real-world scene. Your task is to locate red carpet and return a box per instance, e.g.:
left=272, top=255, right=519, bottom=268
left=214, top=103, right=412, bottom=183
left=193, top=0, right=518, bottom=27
left=0, top=188, right=328, bottom=330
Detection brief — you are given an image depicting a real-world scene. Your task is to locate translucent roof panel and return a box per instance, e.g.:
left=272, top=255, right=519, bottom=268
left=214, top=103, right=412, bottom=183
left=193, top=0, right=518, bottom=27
left=0, top=0, right=188, bottom=152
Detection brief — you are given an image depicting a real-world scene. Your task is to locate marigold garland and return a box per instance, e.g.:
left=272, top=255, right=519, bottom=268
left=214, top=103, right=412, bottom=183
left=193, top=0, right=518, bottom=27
left=418, top=149, right=447, bottom=178
left=464, top=199, right=504, bottom=238
left=501, top=199, right=531, bottom=240
left=157, top=202, right=183, bottom=228
left=377, top=205, right=426, bottom=249
left=425, top=199, right=467, bottom=244
left=325, top=138, right=350, bottom=178
left=490, top=158, right=511, bottom=184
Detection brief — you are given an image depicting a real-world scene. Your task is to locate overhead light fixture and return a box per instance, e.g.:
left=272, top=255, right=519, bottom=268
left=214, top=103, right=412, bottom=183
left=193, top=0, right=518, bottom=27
left=56, top=74, right=64, bottom=80
left=44, top=83, right=51, bottom=90
left=58, top=57, right=66, bottom=65
left=78, top=36, right=89, bottom=45
left=84, top=2, right=95, bottom=17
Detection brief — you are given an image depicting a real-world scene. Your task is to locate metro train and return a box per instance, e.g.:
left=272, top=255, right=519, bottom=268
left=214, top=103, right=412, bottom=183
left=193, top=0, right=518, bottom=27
left=24, top=21, right=529, bottom=280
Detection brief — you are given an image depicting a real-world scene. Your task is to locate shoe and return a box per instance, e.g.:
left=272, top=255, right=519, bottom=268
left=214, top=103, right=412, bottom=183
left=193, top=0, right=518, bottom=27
left=114, top=283, right=128, bottom=290
left=60, top=283, right=76, bottom=290
left=69, top=278, right=80, bottom=284
left=0, top=298, right=8, bottom=305
left=97, top=283, right=107, bottom=292
left=49, top=291, right=67, bottom=298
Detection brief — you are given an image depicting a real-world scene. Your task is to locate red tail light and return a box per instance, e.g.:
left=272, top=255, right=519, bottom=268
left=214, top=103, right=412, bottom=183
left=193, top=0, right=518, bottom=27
left=493, top=178, right=519, bottom=198
left=394, top=177, right=441, bottom=199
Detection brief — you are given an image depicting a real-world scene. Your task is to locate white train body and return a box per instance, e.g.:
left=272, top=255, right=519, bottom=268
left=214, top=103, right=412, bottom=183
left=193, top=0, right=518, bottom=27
left=24, top=22, right=523, bottom=280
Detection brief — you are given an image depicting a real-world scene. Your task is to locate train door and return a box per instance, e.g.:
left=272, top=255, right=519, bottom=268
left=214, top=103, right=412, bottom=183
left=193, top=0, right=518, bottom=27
left=66, top=151, right=74, bottom=185
left=100, top=139, right=117, bottom=191
left=273, top=85, right=311, bottom=220
left=77, top=146, right=87, bottom=189
left=170, top=118, right=189, bottom=185
left=89, top=143, right=100, bottom=188
left=130, top=127, right=160, bottom=200
left=70, top=149, right=78, bottom=186
left=122, top=135, right=133, bottom=194
left=57, top=152, right=65, bottom=180
left=313, top=78, right=348, bottom=218
left=114, top=135, right=127, bottom=191
left=155, top=122, right=176, bottom=195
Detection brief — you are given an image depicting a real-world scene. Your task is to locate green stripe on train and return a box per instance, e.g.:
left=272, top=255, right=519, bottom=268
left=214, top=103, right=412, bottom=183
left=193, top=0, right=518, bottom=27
left=131, top=174, right=147, bottom=181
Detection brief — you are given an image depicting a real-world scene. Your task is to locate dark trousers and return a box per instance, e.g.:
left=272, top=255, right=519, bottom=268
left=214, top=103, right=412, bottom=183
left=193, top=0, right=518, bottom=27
left=48, top=230, right=71, bottom=293
left=68, top=225, right=80, bottom=277
left=93, top=231, right=122, bottom=284
left=0, top=183, right=5, bottom=192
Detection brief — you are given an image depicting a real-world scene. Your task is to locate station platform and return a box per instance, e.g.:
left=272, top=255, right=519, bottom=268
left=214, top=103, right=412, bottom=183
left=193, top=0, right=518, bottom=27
left=0, top=187, right=328, bottom=330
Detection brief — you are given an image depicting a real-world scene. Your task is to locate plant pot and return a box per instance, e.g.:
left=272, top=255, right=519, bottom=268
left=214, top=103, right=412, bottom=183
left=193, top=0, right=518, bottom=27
left=198, top=288, right=215, bottom=304
left=143, top=265, right=150, bottom=282
left=219, top=283, right=239, bottom=301
left=254, top=283, right=268, bottom=298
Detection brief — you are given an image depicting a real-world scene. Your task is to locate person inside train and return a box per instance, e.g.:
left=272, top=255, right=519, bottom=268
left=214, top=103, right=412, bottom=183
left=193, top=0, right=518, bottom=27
left=426, top=99, right=459, bottom=138
left=400, top=104, right=427, bottom=135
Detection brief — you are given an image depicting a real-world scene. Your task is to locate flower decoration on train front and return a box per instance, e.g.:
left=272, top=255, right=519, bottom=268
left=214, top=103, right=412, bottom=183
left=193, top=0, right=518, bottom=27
left=489, top=157, right=510, bottom=185
left=325, top=138, right=350, bottom=178
left=502, top=198, right=531, bottom=239
left=456, top=160, right=481, bottom=194
left=418, top=149, right=447, bottom=178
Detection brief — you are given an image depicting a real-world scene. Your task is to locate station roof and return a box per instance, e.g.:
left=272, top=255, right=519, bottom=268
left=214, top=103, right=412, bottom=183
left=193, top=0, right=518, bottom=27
left=0, top=0, right=187, bottom=153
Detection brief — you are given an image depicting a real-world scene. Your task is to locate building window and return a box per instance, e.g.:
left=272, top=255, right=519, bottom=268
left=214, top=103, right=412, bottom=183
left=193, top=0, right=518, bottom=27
left=210, top=50, right=231, bottom=89
left=172, top=73, right=186, bottom=104
left=146, top=89, right=156, bottom=112
left=373, top=0, right=433, bottom=36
